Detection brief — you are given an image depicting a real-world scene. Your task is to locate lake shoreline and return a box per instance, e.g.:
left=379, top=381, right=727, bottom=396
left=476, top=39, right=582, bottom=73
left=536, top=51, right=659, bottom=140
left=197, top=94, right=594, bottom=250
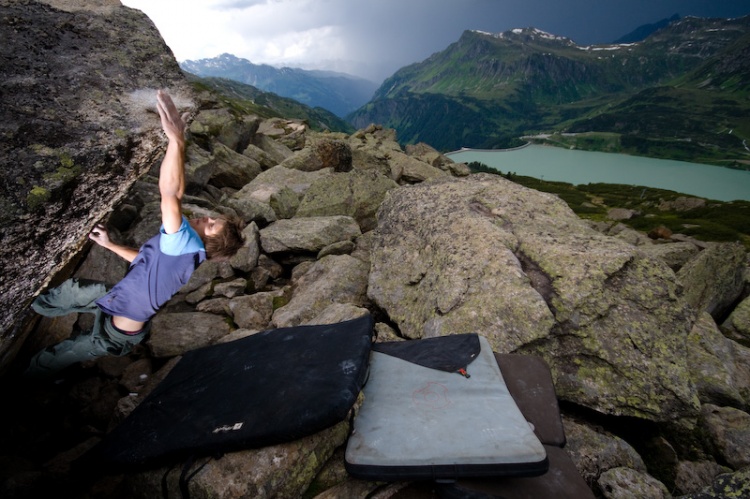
left=448, top=141, right=750, bottom=172
left=447, top=144, right=750, bottom=202
left=447, top=142, right=533, bottom=154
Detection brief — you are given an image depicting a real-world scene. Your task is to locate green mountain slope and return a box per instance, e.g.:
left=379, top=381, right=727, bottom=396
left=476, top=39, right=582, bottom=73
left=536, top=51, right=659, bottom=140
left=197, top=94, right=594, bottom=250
left=181, top=54, right=377, bottom=118
left=186, top=74, right=354, bottom=134
left=613, top=14, right=680, bottom=44
left=348, top=16, right=750, bottom=166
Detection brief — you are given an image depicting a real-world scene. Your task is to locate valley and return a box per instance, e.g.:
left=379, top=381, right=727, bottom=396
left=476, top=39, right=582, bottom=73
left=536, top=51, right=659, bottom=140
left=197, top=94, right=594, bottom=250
left=178, top=16, right=750, bottom=170
left=347, top=17, right=750, bottom=166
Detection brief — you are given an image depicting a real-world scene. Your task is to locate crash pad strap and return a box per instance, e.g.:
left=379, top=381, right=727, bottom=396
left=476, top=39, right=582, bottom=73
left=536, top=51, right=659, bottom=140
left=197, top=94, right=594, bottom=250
left=372, top=333, right=480, bottom=373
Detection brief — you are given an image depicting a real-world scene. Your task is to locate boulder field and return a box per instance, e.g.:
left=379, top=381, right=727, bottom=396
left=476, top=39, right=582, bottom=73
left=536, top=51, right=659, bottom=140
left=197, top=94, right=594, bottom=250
left=1, top=1, right=749, bottom=498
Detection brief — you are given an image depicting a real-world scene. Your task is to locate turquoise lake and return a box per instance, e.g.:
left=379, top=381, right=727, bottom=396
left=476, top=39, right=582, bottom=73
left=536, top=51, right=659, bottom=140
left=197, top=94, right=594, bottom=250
left=446, top=145, right=750, bottom=202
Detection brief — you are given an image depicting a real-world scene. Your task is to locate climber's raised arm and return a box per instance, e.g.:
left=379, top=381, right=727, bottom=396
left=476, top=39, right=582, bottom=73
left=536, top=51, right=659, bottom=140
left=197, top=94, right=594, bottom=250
left=155, top=90, right=189, bottom=235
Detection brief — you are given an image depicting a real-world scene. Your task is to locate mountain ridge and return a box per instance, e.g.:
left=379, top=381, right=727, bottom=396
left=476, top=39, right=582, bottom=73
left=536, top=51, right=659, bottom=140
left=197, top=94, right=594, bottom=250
left=181, top=54, right=378, bottom=118
left=185, top=73, right=355, bottom=134
left=348, top=15, right=750, bottom=166
left=613, top=13, right=681, bottom=43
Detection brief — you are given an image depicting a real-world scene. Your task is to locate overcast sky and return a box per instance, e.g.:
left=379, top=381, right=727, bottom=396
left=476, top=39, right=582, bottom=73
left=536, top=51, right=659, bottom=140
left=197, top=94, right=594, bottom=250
left=121, top=0, right=750, bottom=83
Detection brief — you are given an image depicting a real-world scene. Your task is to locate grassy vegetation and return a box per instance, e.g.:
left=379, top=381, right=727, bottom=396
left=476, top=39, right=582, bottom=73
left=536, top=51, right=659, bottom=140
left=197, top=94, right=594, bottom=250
left=529, top=130, right=750, bottom=170
left=187, top=75, right=354, bottom=134
left=468, top=161, right=750, bottom=249
left=553, top=86, right=750, bottom=168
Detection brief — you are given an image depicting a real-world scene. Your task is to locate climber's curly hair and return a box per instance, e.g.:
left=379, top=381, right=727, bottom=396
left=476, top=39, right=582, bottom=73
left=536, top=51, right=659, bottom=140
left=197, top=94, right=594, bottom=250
left=204, top=214, right=246, bottom=260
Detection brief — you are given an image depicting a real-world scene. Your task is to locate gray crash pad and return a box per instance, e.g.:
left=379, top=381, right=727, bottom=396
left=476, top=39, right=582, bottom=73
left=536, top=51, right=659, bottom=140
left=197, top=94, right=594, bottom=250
left=345, top=334, right=548, bottom=481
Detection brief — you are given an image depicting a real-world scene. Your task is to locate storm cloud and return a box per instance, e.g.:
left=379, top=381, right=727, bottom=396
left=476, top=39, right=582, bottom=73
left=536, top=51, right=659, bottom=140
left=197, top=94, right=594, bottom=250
left=122, top=0, right=750, bottom=82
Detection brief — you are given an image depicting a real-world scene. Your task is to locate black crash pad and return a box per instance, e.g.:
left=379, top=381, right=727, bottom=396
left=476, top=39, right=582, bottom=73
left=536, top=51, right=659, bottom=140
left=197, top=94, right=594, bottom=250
left=495, top=353, right=566, bottom=448
left=83, top=314, right=374, bottom=470
left=436, top=445, right=595, bottom=499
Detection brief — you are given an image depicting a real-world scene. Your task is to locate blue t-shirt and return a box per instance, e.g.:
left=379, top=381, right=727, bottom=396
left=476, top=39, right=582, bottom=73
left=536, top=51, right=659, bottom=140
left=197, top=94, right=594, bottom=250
left=97, top=217, right=206, bottom=322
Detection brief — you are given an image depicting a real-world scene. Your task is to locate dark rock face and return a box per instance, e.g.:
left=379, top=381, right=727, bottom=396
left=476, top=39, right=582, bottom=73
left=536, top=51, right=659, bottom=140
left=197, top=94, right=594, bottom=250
left=0, top=0, right=194, bottom=364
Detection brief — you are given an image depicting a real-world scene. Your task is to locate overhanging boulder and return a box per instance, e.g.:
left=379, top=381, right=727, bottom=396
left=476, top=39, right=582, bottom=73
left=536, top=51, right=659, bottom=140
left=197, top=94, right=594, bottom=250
left=0, top=0, right=194, bottom=370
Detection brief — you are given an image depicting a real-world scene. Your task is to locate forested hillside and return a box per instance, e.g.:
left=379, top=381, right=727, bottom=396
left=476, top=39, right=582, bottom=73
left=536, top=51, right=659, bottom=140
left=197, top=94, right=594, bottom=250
left=348, top=16, right=750, bottom=167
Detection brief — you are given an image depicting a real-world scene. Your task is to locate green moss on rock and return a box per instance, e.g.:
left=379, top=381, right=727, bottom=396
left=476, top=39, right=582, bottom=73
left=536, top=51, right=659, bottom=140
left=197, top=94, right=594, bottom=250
left=26, top=186, right=50, bottom=211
